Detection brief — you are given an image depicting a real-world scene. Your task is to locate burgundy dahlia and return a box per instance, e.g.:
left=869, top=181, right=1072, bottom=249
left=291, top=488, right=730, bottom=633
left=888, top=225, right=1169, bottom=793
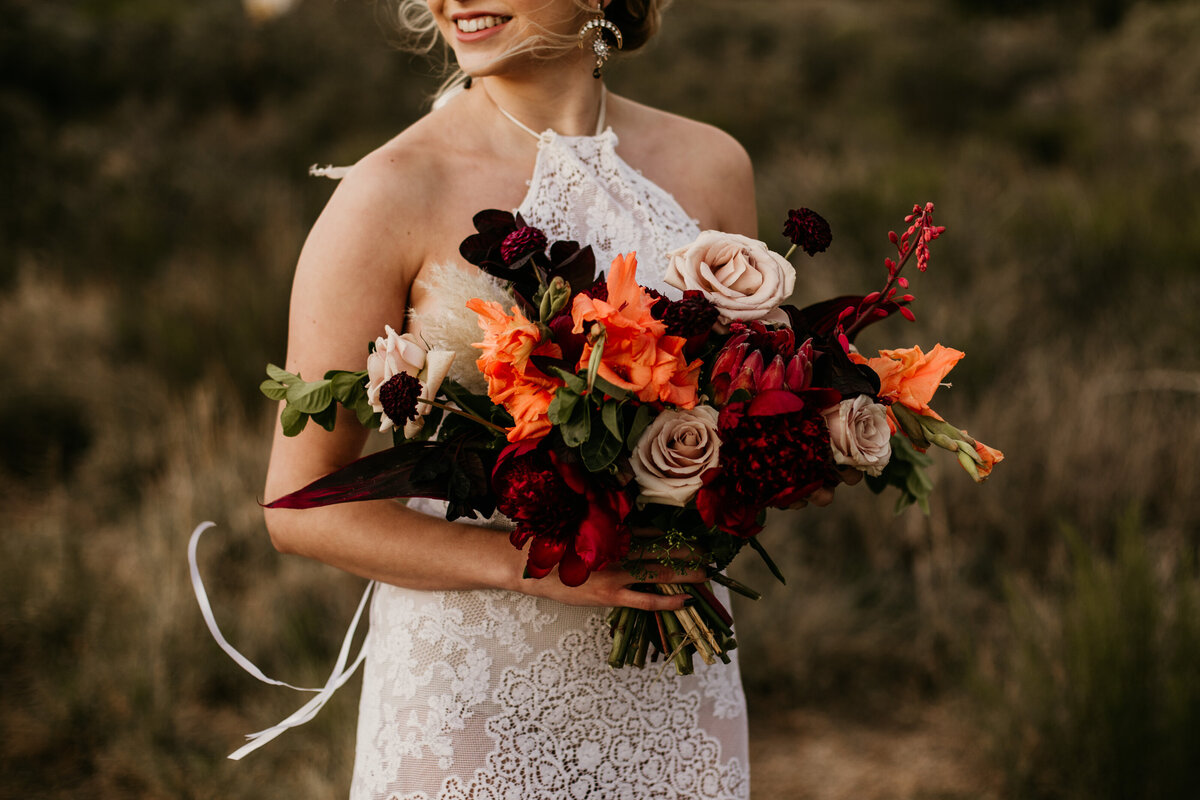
left=783, top=208, right=833, bottom=257
left=500, top=225, right=548, bottom=265
left=379, top=372, right=421, bottom=424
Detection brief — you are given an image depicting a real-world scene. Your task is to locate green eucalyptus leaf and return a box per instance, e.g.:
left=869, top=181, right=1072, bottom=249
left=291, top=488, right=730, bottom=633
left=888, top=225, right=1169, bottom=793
left=548, top=387, right=581, bottom=425
left=312, top=403, right=338, bottom=432
left=581, top=428, right=622, bottom=472
left=624, top=407, right=652, bottom=450
left=625, top=404, right=653, bottom=450
left=280, top=405, right=308, bottom=437
left=355, top=396, right=379, bottom=429
left=329, top=370, right=369, bottom=405
left=260, top=379, right=288, bottom=402
left=591, top=374, right=631, bottom=402
left=905, top=463, right=934, bottom=499
left=561, top=402, right=592, bottom=448
left=601, top=399, right=623, bottom=439
left=286, top=379, right=334, bottom=414
left=266, top=363, right=298, bottom=384
left=547, top=367, right=587, bottom=394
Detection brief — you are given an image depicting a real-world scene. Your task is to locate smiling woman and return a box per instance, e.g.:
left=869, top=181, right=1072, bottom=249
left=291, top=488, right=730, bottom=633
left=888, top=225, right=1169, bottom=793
left=252, top=0, right=756, bottom=798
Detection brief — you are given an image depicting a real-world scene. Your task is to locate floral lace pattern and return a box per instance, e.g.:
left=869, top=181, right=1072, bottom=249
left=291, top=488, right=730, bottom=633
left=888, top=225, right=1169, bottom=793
left=516, top=130, right=701, bottom=298
left=352, top=584, right=748, bottom=800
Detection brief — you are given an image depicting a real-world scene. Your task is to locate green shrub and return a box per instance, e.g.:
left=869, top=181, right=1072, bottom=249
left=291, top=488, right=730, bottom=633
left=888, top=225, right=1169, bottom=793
left=986, top=515, right=1200, bottom=799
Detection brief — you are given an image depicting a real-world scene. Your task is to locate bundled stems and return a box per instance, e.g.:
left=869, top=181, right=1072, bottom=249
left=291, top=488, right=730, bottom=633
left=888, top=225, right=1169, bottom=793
left=606, top=578, right=751, bottom=675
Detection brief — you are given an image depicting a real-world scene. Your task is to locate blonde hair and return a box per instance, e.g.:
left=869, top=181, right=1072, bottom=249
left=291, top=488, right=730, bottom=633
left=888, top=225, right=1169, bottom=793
left=381, top=0, right=671, bottom=99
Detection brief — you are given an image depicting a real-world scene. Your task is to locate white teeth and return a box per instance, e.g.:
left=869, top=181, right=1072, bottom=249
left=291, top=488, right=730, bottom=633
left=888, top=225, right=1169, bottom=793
left=457, top=15, right=508, bottom=33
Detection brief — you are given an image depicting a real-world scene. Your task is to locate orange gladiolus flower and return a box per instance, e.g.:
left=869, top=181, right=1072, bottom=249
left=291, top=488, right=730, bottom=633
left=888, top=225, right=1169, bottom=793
left=570, top=253, right=701, bottom=407
left=852, top=344, right=964, bottom=425
left=467, top=298, right=564, bottom=442
left=968, top=435, right=1005, bottom=480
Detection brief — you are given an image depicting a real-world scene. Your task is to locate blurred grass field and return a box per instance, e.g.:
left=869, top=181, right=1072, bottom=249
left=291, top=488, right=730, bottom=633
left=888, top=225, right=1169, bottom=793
left=3, top=0, right=1199, bottom=797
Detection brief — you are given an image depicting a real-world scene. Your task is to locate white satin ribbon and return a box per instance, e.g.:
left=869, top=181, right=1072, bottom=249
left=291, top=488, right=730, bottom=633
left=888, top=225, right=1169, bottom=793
left=188, top=521, right=374, bottom=760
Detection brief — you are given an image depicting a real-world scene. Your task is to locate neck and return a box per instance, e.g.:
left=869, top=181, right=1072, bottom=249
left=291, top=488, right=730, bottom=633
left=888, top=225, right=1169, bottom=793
left=477, top=67, right=606, bottom=137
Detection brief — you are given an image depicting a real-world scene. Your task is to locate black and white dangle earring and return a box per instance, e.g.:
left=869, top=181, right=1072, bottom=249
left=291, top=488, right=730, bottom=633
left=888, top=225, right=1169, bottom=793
left=578, top=7, right=623, bottom=79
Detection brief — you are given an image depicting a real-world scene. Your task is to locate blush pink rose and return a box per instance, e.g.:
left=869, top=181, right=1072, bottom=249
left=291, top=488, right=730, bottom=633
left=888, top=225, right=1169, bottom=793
left=822, top=395, right=892, bottom=476
left=366, top=325, right=454, bottom=437
left=629, top=406, right=721, bottom=506
left=664, top=231, right=796, bottom=328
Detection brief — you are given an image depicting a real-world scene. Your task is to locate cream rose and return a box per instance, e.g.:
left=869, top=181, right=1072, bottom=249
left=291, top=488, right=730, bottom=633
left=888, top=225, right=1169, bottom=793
left=630, top=406, right=721, bottom=506
left=823, top=395, right=892, bottom=476
left=366, top=325, right=455, bottom=437
left=664, top=231, right=796, bottom=327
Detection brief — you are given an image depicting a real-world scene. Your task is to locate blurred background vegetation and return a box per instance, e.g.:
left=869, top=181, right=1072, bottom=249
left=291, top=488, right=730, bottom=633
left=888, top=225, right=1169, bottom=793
left=3, top=0, right=1198, bottom=797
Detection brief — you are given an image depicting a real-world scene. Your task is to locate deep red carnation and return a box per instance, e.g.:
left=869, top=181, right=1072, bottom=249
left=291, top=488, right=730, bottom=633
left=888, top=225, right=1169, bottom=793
left=663, top=291, right=719, bottom=337
left=697, top=389, right=840, bottom=537
left=581, top=275, right=609, bottom=302
left=500, top=225, right=548, bottom=265
left=783, top=208, right=833, bottom=257
left=379, top=372, right=421, bottom=425
left=492, top=439, right=632, bottom=586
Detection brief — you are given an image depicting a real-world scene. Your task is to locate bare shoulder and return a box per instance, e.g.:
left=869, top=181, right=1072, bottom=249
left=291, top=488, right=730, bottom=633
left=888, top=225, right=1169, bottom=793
left=611, top=96, right=756, bottom=236
left=286, top=116, right=462, bottom=370
left=310, top=120, right=450, bottom=264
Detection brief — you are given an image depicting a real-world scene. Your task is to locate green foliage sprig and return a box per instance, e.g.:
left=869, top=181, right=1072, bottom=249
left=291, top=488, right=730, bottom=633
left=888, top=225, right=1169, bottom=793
left=260, top=364, right=375, bottom=436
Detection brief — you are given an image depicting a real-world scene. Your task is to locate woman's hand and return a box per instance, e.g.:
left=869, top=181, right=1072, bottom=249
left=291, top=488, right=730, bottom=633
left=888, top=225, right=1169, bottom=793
left=515, top=561, right=705, bottom=612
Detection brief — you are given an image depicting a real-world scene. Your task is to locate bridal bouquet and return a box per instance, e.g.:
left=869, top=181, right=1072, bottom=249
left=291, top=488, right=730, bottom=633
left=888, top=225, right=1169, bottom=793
left=262, top=203, right=1002, bottom=674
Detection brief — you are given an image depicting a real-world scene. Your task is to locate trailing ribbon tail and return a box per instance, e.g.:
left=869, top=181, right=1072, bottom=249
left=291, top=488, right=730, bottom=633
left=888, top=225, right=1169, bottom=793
left=188, top=522, right=374, bottom=760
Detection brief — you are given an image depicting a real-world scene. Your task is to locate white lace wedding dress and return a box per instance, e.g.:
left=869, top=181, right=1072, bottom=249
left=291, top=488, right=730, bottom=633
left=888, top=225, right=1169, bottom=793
left=348, top=99, right=750, bottom=800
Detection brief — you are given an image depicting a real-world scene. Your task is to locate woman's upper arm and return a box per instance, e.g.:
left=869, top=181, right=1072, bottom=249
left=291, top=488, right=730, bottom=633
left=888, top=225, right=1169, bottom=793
left=265, top=152, right=428, bottom=502
left=711, top=133, right=758, bottom=239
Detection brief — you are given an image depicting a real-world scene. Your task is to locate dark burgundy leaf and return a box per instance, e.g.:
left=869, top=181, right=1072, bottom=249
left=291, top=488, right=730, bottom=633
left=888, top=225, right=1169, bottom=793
left=811, top=337, right=882, bottom=398
left=264, top=440, right=495, bottom=520
left=783, top=296, right=904, bottom=341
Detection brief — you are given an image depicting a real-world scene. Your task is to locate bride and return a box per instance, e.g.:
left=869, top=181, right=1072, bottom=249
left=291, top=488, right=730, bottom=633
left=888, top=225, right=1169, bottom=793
left=263, top=1, right=758, bottom=797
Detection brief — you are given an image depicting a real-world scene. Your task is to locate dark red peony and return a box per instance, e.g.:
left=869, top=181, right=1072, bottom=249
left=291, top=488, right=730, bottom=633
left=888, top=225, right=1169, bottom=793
left=492, top=438, right=633, bottom=586
left=697, top=388, right=841, bottom=538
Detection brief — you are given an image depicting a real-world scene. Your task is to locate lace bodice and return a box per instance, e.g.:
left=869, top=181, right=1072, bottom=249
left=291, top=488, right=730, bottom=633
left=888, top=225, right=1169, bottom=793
left=493, top=89, right=700, bottom=295
left=514, top=128, right=699, bottom=296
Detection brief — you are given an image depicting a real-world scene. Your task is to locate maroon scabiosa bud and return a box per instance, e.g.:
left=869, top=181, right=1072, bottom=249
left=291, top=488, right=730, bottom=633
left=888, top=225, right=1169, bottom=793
left=499, top=225, right=548, bottom=265
left=379, top=372, right=421, bottom=425
left=783, top=208, right=833, bottom=257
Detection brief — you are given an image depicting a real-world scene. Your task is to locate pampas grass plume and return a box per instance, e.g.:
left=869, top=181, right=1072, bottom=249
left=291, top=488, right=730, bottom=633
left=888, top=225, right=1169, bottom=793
left=409, top=263, right=514, bottom=394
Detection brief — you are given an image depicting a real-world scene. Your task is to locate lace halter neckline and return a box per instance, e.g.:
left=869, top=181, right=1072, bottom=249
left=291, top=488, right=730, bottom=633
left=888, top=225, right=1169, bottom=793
left=485, top=86, right=700, bottom=299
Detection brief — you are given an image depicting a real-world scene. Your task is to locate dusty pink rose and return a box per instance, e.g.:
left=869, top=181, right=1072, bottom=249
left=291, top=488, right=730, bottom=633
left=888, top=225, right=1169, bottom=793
left=664, top=231, right=796, bottom=327
left=822, top=395, right=892, bottom=476
left=629, top=406, right=721, bottom=506
left=366, top=325, right=454, bottom=437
